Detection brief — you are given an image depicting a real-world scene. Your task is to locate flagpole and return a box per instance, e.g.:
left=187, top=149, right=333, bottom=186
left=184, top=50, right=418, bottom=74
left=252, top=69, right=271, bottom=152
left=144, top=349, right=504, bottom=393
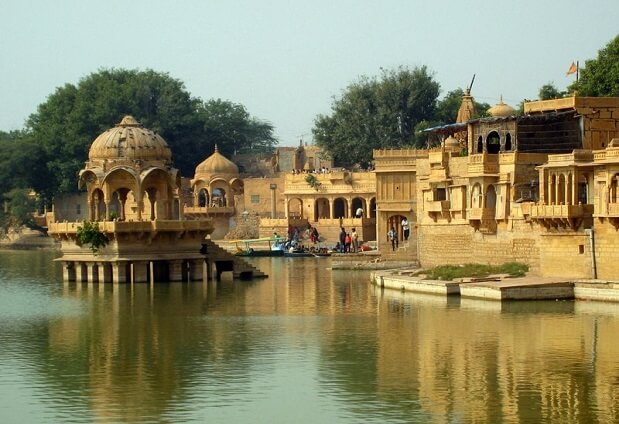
left=576, top=60, right=579, bottom=82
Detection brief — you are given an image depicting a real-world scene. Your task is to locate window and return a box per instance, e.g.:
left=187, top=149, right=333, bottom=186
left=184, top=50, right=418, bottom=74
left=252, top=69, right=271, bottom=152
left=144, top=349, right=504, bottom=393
left=251, top=195, right=260, bottom=204
left=433, top=188, right=446, bottom=201
left=76, top=204, right=81, bottom=215
left=578, top=245, right=585, bottom=255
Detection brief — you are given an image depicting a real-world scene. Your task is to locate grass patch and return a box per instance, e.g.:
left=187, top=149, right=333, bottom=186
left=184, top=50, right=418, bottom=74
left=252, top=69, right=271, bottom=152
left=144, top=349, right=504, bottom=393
left=418, top=262, right=529, bottom=281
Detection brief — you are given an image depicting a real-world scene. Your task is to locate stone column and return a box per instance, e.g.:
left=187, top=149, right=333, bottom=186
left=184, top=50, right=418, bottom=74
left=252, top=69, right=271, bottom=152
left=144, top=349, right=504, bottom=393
left=97, top=263, right=109, bottom=284
left=284, top=196, right=289, bottom=218
left=169, top=260, right=184, bottom=282
left=86, top=262, right=96, bottom=283
left=132, top=261, right=149, bottom=283
left=270, top=183, right=277, bottom=219
left=189, top=259, right=204, bottom=281
left=62, top=262, right=76, bottom=282
left=105, top=201, right=111, bottom=220
left=112, top=262, right=127, bottom=284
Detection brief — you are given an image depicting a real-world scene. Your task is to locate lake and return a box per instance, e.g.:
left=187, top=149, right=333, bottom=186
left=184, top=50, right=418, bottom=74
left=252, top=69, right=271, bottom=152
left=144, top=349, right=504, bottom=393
left=1, top=249, right=618, bottom=423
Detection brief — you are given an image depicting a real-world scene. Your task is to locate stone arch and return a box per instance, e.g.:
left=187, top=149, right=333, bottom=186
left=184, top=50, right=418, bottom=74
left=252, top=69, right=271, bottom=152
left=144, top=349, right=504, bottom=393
left=485, top=185, right=497, bottom=209
left=90, top=188, right=105, bottom=221
left=198, top=188, right=209, bottom=207
left=143, top=168, right=174, bottom=219
left=610, top=173, right=619, bottom=203
left=471, top=183, right=483, bottom=208
left=333, top=198, right=348, bottom=219
left=505, top=133, right=512, bottom=151
left=549, top=174, right=557, bottom=204
left=486, top=131, right=500, bottom=154
left=315, top=197, right=330, bottom=220
left=288, top=197, right=303, bottom=219
left=209, top=177, right=230, bottom=207
left=387, top=214, right=406, bottom=241
left=557, top=174, right=566, bottom=205
left=351, top=197, right=365, bottom=218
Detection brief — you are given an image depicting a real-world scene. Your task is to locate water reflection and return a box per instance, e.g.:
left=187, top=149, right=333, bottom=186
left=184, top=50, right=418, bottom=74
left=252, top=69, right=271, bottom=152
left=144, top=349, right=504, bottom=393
left=1, top=251, right=619, bottom=423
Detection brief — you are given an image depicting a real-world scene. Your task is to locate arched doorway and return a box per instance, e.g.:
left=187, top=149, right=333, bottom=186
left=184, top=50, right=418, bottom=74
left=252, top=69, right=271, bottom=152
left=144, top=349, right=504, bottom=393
left=387, top=214, right=407, bottom=243
left=333, top=198, right=348, bottom=219
left=198, top=188, right=209, bottom=207
left=315, top=198, right=330, bottom=220
left=471, top=183, right=483, bottom=208
left=486, top=131, right=500, bottom=154
left=288, top=198, right=303, bottom=219
left=211, top=188, right=226, bottom=207
left=505, top=133, right=512, bottom=151
left=369, top=198, right=376, bottom=218
left=486, top=185, right=497, bottom=209
left=351, top=197, right=365, bottom=218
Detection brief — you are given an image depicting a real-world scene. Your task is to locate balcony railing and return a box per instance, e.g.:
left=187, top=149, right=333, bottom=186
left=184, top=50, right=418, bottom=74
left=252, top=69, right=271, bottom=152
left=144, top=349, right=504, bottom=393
left=468, top=208, right=495, bottom=220
left=426, top=200, right=451, bottom=213
left=529, top=204, right=594, bottom=219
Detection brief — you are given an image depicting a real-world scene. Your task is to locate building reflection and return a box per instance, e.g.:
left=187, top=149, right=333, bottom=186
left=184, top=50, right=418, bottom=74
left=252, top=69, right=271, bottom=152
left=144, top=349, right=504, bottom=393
left=41, top=258, right=619, bottom=423
left=375, top=290, right=619, bottom=423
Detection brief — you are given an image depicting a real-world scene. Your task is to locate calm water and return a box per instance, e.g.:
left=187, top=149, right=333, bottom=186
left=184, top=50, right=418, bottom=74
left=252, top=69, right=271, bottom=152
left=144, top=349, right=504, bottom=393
left=1, top=250, right=619, bottom=423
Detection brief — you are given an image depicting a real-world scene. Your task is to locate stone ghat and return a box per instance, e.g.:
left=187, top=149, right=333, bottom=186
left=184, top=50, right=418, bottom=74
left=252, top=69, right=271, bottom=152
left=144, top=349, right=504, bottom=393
left=372, top=270, right=619, bottom=303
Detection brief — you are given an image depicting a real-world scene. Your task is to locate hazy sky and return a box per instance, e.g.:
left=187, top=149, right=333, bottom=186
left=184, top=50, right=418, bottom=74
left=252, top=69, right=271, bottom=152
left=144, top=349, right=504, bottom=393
left=1, top=0, right=617, bottom=146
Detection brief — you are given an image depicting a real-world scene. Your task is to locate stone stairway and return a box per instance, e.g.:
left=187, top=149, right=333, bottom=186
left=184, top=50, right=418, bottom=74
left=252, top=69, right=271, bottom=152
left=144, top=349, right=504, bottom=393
left=201, top=240, right=268, bottom=280
left=380, top=240, right=417, bottom=262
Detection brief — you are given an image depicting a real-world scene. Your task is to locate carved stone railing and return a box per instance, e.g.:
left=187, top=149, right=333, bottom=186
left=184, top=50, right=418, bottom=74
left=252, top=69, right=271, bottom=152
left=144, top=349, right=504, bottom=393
left=467, top=208, right=495, bottom=221
left=426, top=200, right=451, bottom=213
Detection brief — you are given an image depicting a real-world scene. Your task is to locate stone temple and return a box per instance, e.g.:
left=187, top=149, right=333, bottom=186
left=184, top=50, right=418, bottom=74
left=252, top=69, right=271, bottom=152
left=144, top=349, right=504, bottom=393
left=47, top=116, right=263, bottom=283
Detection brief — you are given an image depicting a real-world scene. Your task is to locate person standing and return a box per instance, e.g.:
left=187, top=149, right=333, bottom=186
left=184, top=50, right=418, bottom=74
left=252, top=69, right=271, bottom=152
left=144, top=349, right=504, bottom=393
left=351, top=228, right=359, bottom=253
left=401, top=217, right=410, bottom=241
left=339, top=227, right=346, bottom=252
left=388, top=226, right=398, bottom=251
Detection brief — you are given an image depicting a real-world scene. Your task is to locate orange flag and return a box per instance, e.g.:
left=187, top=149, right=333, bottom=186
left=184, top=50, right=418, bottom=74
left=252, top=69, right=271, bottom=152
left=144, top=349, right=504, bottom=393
left=567, top=62, right=577, bottom=76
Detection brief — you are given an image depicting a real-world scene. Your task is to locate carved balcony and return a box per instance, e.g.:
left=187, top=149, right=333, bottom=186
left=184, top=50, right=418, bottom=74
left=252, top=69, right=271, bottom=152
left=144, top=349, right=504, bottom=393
left=529, top=204, right=593, bottom=230
left=468, top=208, right=496, bottom=221
left=426, top=200, right=451, bottom=213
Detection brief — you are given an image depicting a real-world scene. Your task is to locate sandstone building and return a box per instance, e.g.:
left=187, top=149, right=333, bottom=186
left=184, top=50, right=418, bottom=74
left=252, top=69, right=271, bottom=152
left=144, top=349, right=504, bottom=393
left=374, top=96, right=619, bottom=279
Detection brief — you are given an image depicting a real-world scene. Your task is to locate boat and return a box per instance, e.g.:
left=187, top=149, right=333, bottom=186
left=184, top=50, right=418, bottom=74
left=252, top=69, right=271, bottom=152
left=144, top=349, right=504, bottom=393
left=234, top=237, right=285, bottom=257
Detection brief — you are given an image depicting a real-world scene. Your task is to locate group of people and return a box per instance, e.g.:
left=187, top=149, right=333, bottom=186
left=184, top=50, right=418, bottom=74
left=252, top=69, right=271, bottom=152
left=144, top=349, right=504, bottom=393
left=387, top=218, right=409, bottom=251
left=336, top=226, right=359, bottom=253
left=291, top=167, right=330, bottom=175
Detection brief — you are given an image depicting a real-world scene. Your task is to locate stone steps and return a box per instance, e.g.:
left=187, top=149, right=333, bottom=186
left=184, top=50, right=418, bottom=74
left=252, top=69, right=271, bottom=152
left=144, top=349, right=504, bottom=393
left=202, top=240, right=268, bottom=279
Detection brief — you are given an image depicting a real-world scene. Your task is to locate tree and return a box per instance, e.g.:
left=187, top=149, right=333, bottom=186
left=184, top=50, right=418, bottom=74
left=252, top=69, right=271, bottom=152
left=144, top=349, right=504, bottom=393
left=199, top=99, right=277, bottom=157
left=25, top=68, right=277, bottom=200
left=538, top=83, right=565, bottom=100
left=569, top=35, right=619, bottom=96
left=313, top=66, right=440, bottom=167
left=435, top=88, right=491, bottom=124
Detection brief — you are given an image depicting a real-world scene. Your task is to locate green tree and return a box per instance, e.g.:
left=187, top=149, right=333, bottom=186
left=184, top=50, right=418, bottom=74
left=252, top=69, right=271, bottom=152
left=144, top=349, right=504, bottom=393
left=199, top=99, right=277, bottom=157
left=569, top=34, right=619, bottom=96
left=538, top=83, right=565, bottom=100
left=3, top=188, right=35, bottom=227
left=313, top=66, right=440, bottom=167
left=25, top=68, right=277, bottom=200
left=435, top=88, right=491, bottom=124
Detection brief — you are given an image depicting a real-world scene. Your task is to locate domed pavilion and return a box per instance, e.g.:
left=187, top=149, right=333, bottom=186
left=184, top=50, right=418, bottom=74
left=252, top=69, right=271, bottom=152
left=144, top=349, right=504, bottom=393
left=48, top=116, right=264, bottom=283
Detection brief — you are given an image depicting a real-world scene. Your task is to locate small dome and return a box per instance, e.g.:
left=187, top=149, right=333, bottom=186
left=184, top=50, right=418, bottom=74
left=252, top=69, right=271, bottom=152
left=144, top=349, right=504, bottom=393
left=444, top=135, right=460, bottom=148
left=195, top=145, right=239, bottom=176
left=488, top=96, right=516, bottom=117
left=88, top=116, right=172, bottom=161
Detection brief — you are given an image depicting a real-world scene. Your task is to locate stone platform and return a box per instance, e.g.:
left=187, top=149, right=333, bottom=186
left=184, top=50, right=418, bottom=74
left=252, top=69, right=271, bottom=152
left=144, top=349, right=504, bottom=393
left=373, top=270, right=619, bottom=303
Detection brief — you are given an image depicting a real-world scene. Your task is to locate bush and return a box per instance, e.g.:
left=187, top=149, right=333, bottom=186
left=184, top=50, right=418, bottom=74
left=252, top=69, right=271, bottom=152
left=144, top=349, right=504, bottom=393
left=76, top=221, right=109, bottom=254
left=421, top=262, right=529, bottom=281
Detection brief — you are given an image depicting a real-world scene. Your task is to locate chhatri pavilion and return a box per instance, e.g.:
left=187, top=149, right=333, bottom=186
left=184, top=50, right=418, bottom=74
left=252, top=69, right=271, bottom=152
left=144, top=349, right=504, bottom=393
left=47, top=116, right=262, bottom=284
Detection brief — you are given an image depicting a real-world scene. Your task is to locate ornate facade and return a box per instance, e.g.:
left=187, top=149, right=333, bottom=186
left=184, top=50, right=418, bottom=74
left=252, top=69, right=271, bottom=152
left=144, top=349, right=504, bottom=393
left=47, top=117, right=262, bottom=283
left=375, top=96, right=619, bottom=278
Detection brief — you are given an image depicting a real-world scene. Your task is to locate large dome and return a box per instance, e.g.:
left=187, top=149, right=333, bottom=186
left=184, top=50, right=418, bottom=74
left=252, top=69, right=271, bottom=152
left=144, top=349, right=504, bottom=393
left=488, top=96, right=516, bottom=118
left=88, top=115, right=172, bottom=161
left=195, top=146, right=239, bottom=176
